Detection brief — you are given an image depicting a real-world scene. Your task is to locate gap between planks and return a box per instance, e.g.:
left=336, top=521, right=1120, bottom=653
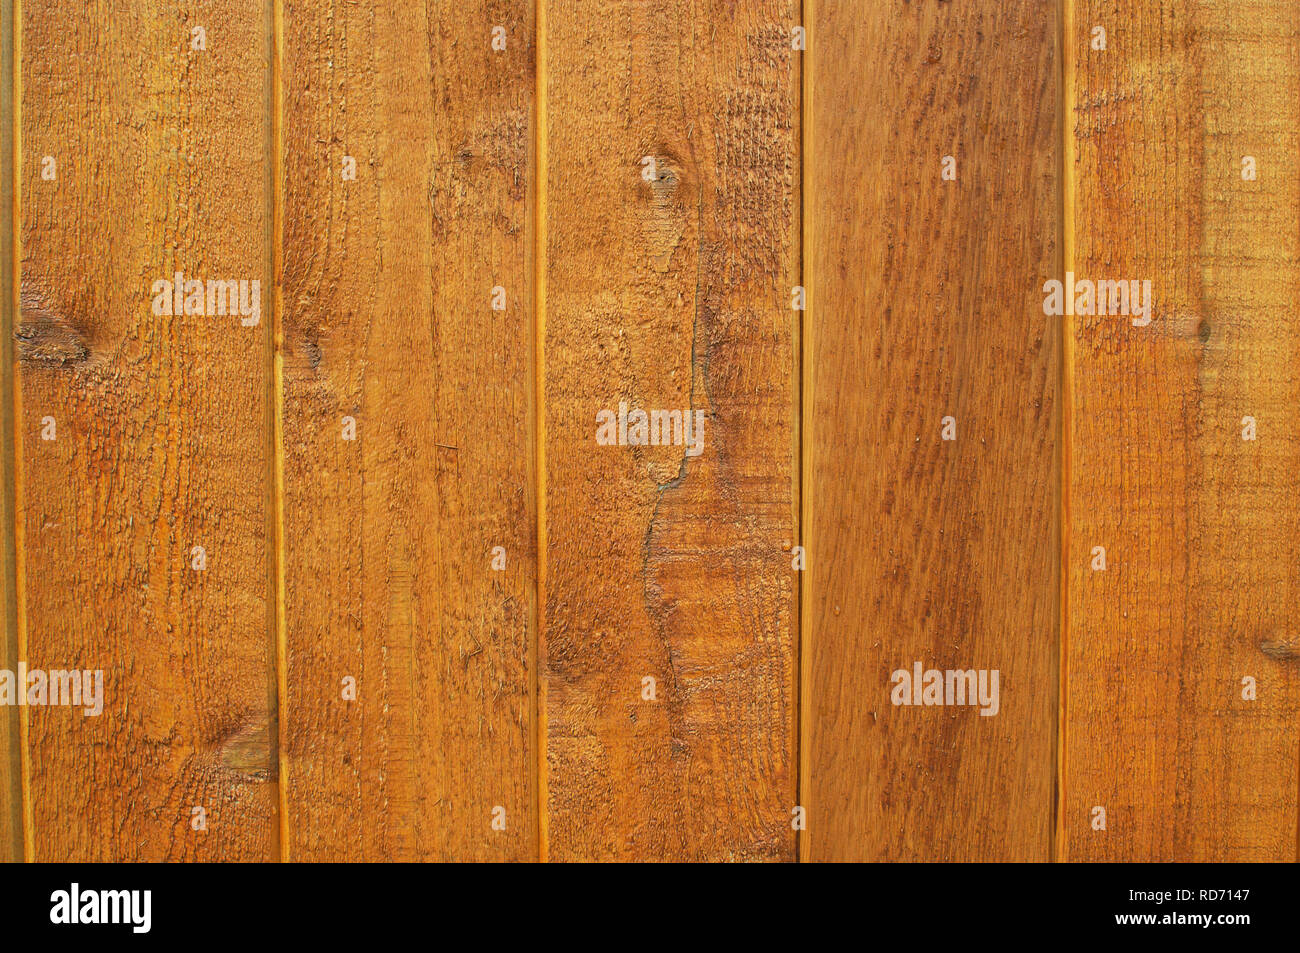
left=3, top=0, right=31, bottom=865
left=795, top=0, right=812, bottom=865
left=267, top=0, right=289, bottom=864
left=1056, top=0, right=1076, bottom=866
left=532, top=0, right=549, bottom=866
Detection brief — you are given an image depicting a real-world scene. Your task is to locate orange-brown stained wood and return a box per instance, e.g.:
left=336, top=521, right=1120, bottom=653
left=1, top=0, right=19, bottom=865
left=1062, top=0, right=1300, bottom=861
left=281, top=2, right=537, bottom=860
left=805, top=0, right=1061, bottom=861
left=17, top=2, right=277, bottom=860
left=541, top=0, right=801, bottom=860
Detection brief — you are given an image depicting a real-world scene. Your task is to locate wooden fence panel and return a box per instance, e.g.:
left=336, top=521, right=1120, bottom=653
left=281, top=1, right=538, bottom=860
left=541, top=0, right=801, bottom=861
left=805, top=0, right=1061, bottom=861
left=18, top=0, right=277, bottom=860
left=1, top=0, right=1295, bottom=866
left=1062, top=0, right=1300, bottom=862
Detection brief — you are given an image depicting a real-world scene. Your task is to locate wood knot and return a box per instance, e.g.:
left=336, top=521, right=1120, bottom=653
left=1260, top=635, right=1299, bottom=662
left=641, top=147, right=687, bottom=202
left=218, top=713, right=274, bottom=779
left=17, top=290, right=94, bottom=367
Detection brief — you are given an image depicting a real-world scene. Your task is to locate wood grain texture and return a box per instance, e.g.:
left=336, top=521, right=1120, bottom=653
left=541, top=0, right=800, bottom=861
left=7, top=0, right=1300, bottom=866
left=18, top=1, right=276, bottom=861
left=805, top=0, right=1060, bottom=861
left=1, top=0, right=20, bottom=865
left=1062, top=0, right=1300, bottom=861
left=281, top=1, right=537, bottom=860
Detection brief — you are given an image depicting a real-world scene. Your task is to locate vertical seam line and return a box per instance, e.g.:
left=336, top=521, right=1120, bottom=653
left=1, top=0, right=27, bottom=866
left=795, top=0, right=813, bottom=865
left=269, top=0, right=289, bottom=864
left=1057, top=0, right=1075, bottom=866
left=531, top=0, right=548, bottom=865
left=10, top=0, right=29, bottom=866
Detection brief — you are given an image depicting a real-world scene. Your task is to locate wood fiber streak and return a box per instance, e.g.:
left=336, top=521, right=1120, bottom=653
left=1, top=0, right=18, bottom=865
left=1064, top=0, right=1300, bottom=861
left=281, top=1, right=537, bottom=860
left=807, top=0, right=1060, bottom=861
left=18, top=1, right=276, bottom=860
left=542, top=0, right=801, bottom=861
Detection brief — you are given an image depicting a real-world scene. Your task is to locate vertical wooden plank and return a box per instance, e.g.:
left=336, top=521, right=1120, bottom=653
left=1063, top=0, right=1300, bottom=861
left=542, top=0, right=800, bottom=861
left=19, top=1, right=276, bottom=860
left=281, top=2, right=537, bottom=860
left=806, top=0, right=1060, bottom=861
left=0, top=0, right=20, bottom=865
